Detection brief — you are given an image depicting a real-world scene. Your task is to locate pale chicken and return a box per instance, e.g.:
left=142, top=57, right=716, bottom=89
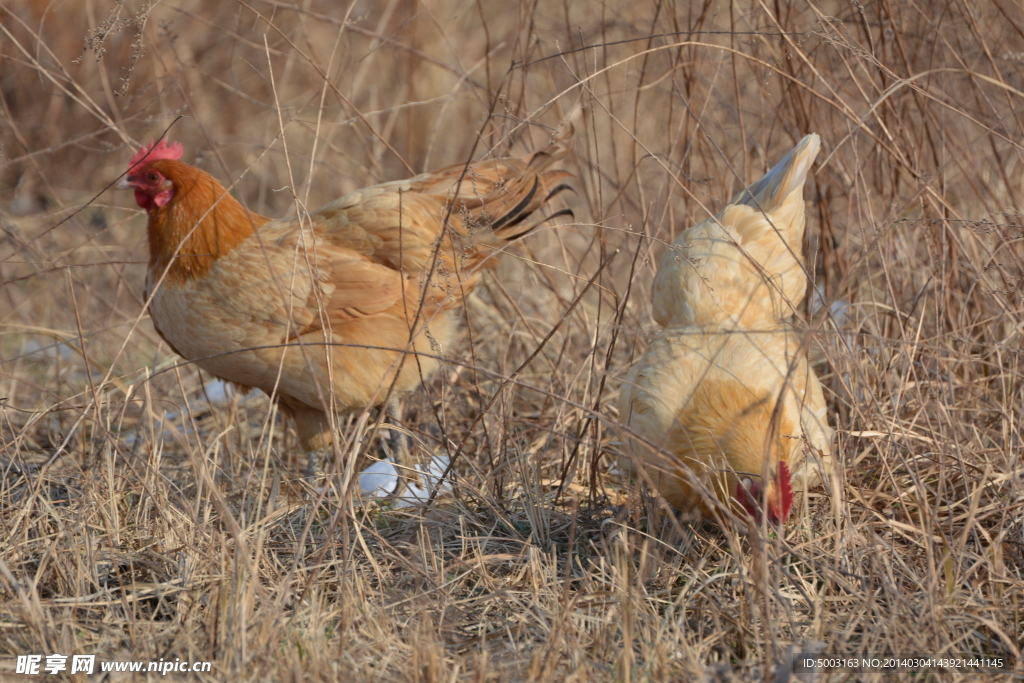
left=122, top=131, right=572, bottom=478
left=618, top=134, right=833, bottom=524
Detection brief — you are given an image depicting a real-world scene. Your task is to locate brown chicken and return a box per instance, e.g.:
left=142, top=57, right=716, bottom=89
left=122, top=131, right=572, bottom=477
left=618, top=134, right=833, bottom=525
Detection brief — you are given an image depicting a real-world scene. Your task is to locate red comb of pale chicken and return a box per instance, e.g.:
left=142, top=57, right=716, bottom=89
left=736, top=460, right=794, bottom=524
left=618, top=134, right=833, bottom=526
left=122, top=129, right=573, bottom=479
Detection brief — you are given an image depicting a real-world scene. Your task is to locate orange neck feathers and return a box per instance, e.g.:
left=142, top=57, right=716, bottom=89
left=143, top=159, right=267, bottom=285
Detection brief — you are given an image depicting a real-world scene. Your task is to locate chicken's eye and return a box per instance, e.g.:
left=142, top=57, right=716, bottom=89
left=147, top=172, right=159, bottom=183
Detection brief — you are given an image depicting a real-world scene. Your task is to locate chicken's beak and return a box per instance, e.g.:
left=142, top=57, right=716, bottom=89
left=116, top=176, right=132, bottom=190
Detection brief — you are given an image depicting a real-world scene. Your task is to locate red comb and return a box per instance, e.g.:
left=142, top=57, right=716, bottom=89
left=128, top=139, right=184, bottom=170
left=776, top=460, right=794, bottom=522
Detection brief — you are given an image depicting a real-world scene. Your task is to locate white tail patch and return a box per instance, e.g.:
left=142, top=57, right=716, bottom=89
left=734, top=134, right=821, bottom=214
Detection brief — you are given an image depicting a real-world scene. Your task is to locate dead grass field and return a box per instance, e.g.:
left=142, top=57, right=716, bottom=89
left=2, top=0, right=1023, bottom=680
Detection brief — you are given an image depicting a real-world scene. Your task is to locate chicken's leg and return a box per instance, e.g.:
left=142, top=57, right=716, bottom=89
left=384, top=398, right=410, bottom=463
left=290, top=404, right=332, bottom=481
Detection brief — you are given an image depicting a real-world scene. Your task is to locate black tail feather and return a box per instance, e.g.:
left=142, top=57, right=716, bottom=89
left=540, top=207, right=575, bottom=223
left=544, top=183, right=574, bottom=201
left=498, top=208, right=575, bottom=241
left=490, top=177, right=540, bottom=231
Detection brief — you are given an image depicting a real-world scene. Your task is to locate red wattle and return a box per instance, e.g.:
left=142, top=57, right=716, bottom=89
left=134, top=189, right=153, bottom=211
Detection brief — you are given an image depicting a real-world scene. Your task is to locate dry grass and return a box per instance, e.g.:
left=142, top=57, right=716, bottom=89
left=2, top=0, right=1023, bottom=680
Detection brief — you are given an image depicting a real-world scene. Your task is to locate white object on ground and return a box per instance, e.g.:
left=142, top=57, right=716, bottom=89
left=359, top=458, right=399, bottom=498
left=202, top=378, right=231, bottom=404
left=356, top=455, right=453, bottom=506
left=393, top=455, right=453, bottom=508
